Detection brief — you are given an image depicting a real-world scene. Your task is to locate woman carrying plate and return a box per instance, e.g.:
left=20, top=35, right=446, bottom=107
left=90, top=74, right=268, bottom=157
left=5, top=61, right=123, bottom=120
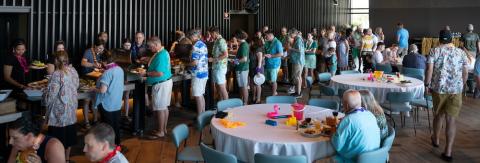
left=249, top=36, right=265, bottom=104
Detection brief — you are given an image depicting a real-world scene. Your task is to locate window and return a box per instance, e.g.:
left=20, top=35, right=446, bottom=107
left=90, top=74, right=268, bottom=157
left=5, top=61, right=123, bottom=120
left=350, top=0, right=369, bottom=28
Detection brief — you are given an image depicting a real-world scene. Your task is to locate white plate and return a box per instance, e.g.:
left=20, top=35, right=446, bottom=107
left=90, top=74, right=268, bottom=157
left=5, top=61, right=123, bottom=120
left=254, top=73, right=265, bottom=85
left=24, top=89, right=43, bottom=97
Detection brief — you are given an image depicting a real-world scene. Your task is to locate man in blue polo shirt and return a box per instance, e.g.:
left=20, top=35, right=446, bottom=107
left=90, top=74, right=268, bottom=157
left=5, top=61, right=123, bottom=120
left=396, top=23, right=409, bottom=58
left=263, top=30, right=284, bottom=96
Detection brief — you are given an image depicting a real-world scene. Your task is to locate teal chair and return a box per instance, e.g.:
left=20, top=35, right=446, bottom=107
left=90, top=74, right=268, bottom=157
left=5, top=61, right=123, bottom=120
left=405, top=74, right=424, bottom=81
left=172, top=124, right=204, bottom=162
left=200, top=143, right=237, bottom=163
left=317, top=72, right=332, bottom=85
left=254, top=153, right=307, bottom=163
left=381, top=92, right=415, bottom=134
left=337, top=88, right=347, bottom=99
left=197, top=111, right=215, bottom=144
left=410, top=95, right=433, bottom=133
left=340, top=70, right=360, bottom=75
left=382, top=126, right=396, bottom=149
left=217, top=98, right=243, bottom=111
left=308, top=98, right=339, bottom=111
left=375, top=64, right=393, bottom=74
left=357, top=146, right=389, bottom=163
left=401, top=67, right=424, bottom=79
left=266, top=96, right=297, bottom=104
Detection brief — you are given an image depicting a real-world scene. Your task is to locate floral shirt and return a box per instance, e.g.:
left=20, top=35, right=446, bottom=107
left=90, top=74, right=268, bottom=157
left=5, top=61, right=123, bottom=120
left=428, top=45, right=468, bottom=94
left=212, top=35, right=228, bottom=70
left=43, top=66, right=79, bottom=127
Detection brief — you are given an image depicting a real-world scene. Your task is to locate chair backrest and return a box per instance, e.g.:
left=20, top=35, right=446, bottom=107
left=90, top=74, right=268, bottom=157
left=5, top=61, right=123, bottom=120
left=254, top=153, right=307, bottom=163
left=401, top=67, right=424, bottom=78
left=217, top=98, right=244, bottom=111
left=337, top=88, right=347, bottom=99
left=197, top=111, right=215, bottom=131
left=308, top=98, right=339, bottom=111
left=381, top=126, right=396, bottom=149
left=375, top=64, right=392, bottom=74
left=357, top=146, right=389, bottom=163
left=305, top=76, right=314, bottom=88
left=405, top=73, right=424, bottom=81
left=172, top=124, right=189, bottom=148
left=266, top=96, right=297, bottom=104
left=317, top=72, right=332, bottom=83
left=200, top=143, right=237, bottom=163
left=340, top=70, right=360, bottom=75
left=386, top=92, right=414, bottom=103
left=319, top=85, right=336, bottom=96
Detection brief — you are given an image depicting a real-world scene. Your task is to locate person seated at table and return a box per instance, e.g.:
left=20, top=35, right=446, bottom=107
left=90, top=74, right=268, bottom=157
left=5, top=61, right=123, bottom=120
left=383, top=44, right=401, bottom=72
left=7, top=117, right=65, bottom=163
left=83, top=123, right=128, bottom=163
left=332, top=89, right=380, bottom=163
left=187, top=29, right=209, bottom=114
left=3, top=40, right=31, bottom=94
left=372, top=42, right=387, bottom=66
left=249, top=36, right=264, bottom=104
left=358, top=89, right=388, bottom=140
left=47, top=40, right=67, bottom=75
left=91, top=51, right=124, bottom=146
left=402, top=44, right=426, bottom=70
left=42, top=51, right=79, bottom=162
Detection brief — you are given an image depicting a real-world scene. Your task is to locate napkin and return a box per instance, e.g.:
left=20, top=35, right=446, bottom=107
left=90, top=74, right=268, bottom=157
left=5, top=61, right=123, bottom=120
left=219, top=119, right=246, bottom=128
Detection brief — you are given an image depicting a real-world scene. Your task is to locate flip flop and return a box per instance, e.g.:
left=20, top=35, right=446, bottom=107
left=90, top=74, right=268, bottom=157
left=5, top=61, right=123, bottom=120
left=147, top=133, right=164, bottom=140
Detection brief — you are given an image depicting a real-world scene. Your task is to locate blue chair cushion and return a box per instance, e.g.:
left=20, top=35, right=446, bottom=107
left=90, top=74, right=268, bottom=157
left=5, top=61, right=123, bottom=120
left=381, top=102, right=412, bottom=112
left=178, top=146, right=204, bottom=161
left=410, top=99, right=433, bottom=109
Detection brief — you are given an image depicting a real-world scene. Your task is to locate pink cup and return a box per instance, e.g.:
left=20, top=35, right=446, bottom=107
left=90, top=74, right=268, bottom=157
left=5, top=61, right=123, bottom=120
left=291, top=103, right=305, bottom=120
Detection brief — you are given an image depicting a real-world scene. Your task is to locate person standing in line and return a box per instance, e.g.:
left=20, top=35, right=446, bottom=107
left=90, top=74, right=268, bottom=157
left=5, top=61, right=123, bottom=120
left=287, top=28, right=305, bottom=97
left=187, top=29, right=209, bottom=114
left=396, top=23, right=410, bottom=58
left=264, top=30, right=284, bottom=96
left=141, top=36, right=173, bottom=139
left=234, top=31, right=250, bottom=104
left=278, top=27, right=290, bottom=83
left=303, top=33, right=318, bottom=87
left=425, top=30, right=469, bottom=162
left=208, top=27, right=229, bottom=100
left=249, top=37, right=265, bottom=104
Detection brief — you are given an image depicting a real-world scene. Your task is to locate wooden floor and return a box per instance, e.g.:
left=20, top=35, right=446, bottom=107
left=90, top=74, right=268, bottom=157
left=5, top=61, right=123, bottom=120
left=69, top=85, right=480, bottom=163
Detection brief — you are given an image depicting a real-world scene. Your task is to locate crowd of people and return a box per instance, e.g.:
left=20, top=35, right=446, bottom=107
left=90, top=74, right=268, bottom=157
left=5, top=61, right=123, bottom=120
left=2, top=21, right=479, bottom=162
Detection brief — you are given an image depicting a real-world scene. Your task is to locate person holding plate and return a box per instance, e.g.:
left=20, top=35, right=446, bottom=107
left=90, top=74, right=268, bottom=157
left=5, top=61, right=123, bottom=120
left=3, top=40, right=30, bottom=94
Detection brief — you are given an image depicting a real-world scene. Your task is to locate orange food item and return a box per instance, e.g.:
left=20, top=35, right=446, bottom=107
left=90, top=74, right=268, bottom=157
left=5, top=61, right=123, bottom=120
left=326, top=117, right=339, bottom=127
left=18, top=148, right=36, bottom=163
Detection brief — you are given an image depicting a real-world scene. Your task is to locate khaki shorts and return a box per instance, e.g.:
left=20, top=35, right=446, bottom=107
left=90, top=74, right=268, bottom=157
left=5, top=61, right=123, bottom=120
left=236, top=71, right=249, bottom=88
left=432, top=92, right=462, bottom=117
left=291, top=64, right=304, bottom=84
left=152, top=79, right=173, bottom=110
left=192, top=77, right=208, bottom=97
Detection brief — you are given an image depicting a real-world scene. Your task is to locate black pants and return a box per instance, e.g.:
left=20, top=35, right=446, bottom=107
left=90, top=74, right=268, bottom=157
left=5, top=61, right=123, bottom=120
left=98, top=104, right=121, bottom=145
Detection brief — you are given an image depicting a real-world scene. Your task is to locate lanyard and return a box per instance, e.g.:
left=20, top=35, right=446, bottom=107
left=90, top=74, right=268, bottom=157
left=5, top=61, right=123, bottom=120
left=99, top=146, right=121, bottom=163
left=347, top=107, right=367, bottom=114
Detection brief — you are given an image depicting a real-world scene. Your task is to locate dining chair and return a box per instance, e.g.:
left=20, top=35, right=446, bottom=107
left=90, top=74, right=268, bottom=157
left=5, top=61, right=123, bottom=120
left=217, top=98, right=244, bottom=111
left=357, top=145, right=389, bottom=163
left=172, top=124, right=204, bottom=162
left=375, top=64, right=393, bottom=74
left=254, top=153, right=307, bottom=163
left=404, top=73, right=424, bottom=81
left=340, top=70, right=360, bottom=75
left=308, top=98, right=339, bottom=111
left=317, top=72, right=332, bottom=85
left=382, top=126, right=396, bottom=149
left=410, top=95, right=433, bottom=133
left=401, top=67, right=424, bottom=79
left=196, top=111, right=215, bottom=145
left=266, top=96, right=297, bottom=104
left=381, top=92, right=415, bottom=135
left=200, top=143, right=237, bottom=163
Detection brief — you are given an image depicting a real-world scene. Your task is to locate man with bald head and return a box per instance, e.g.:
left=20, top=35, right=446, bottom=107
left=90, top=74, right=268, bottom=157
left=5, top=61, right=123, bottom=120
left=331, top=89, right=380, bottom=162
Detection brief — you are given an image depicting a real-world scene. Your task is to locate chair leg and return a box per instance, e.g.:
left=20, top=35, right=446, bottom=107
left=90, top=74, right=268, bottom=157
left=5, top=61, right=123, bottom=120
left=412, top=113, right=417, bottom=136
left=385, top=113, right=396, bottom=129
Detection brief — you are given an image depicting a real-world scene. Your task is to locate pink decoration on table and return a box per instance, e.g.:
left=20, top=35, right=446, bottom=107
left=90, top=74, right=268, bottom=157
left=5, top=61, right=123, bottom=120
left=266, top=104, right=280, bottom=118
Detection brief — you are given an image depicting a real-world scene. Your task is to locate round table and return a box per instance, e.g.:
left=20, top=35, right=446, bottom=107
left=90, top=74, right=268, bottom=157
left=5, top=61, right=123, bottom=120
left=211, top=104, right=342, bottom=163
left=330, top=74, right=425, bottom=103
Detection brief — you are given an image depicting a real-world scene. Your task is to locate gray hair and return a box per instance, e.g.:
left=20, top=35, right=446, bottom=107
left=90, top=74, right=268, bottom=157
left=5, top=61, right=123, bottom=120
left=409, top=44, right=418, bottom=53
left=468, top=24, right=474, bottom=31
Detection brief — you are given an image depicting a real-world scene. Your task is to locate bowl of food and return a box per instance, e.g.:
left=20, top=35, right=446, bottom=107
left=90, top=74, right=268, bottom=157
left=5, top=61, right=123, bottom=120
left=24, top=89, right=43, bottom=97
left=298, top=128, right=322, bottom=138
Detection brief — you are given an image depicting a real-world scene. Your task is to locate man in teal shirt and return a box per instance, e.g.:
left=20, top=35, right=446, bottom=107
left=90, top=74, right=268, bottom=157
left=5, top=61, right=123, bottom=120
left=141, top=36, right=172, bottom=139
left=288, top=29, right=305, bottom=97
left=264, top=30, right=284, bottom=96
left=332, top=90, right=380, bottom=163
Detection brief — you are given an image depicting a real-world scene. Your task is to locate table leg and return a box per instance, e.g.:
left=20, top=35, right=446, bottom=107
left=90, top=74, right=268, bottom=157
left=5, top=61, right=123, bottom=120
left=132, top=81, right=146, bottom=135
left=181, top=79, right=191, bottom=108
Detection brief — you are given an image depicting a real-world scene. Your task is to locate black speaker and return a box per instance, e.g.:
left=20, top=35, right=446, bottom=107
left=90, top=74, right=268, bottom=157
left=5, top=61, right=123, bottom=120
left=245, top=0, right=259, bottom=13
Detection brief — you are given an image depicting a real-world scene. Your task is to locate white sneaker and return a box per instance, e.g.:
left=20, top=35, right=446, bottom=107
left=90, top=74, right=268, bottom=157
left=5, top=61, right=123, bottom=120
left=288, top=86, right=295, bottom=93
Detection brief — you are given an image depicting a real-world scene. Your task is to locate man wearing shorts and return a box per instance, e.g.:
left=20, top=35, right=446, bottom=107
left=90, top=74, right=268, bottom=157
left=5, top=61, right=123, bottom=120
left=288, top=28, right=305, bottom=97
left=425, top=30, right=468, bottom=161
left=142, top=36, right=173, bottom=139
left=264, top=30, right=284, bottom=96
left=234, top=31, right=250, bottom=104
left=187, top=29, right=209, bottom=114
left=208, top=27, right=229, bottom=100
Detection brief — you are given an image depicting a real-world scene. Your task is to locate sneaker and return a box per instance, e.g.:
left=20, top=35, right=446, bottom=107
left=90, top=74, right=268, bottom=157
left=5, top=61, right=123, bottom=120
left=295, top=93, right=303, bottom=98
left=288, top=87, right=295, bottom=93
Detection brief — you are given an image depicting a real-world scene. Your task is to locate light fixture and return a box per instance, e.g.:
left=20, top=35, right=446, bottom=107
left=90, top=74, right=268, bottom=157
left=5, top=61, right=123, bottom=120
left=333, top=0, right=338, bottom=5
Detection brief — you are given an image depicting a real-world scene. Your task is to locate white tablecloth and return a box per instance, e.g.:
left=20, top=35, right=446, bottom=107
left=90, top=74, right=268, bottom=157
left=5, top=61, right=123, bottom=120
left=211, top=104, right=342, bottom=163
left=330, top=74, right=425, bottom=103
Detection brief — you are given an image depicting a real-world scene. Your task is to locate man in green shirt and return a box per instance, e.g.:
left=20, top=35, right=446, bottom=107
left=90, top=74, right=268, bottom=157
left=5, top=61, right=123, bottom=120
left=461, top=24, right=480, bottom=58
left=141, top=36, right=172, bottom=139
left=288, top=28, right=305, bottom=97
left=234, top=31, right=250, bottom=104
left=208, top=27, right=229, bottom=100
